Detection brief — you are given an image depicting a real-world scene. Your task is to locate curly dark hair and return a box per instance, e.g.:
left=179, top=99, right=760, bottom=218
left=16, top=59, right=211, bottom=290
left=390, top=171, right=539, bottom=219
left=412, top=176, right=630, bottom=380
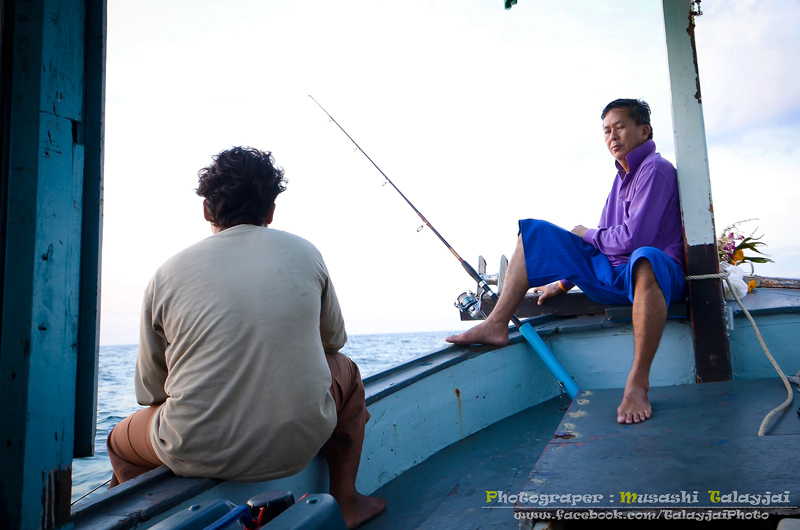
left=601, top=99, right=654, bottom=140
left=196, top=147, right=287, bottom=229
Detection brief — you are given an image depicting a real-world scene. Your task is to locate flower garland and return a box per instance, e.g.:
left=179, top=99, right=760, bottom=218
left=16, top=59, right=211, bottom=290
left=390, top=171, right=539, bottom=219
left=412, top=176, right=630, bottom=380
left=717, top=219, right=773, bottom=266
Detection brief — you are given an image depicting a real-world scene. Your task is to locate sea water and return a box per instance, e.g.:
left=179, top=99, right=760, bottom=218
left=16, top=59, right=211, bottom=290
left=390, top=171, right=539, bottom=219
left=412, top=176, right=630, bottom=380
left=71, top=331, right=457, bottom=504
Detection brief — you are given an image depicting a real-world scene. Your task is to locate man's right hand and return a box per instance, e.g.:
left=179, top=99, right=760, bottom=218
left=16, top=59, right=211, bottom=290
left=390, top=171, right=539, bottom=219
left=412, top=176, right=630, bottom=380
left=532, top=282, right=565, bottom=305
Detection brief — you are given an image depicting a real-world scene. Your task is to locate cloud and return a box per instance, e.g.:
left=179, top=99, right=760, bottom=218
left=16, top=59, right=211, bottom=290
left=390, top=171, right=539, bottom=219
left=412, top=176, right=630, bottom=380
left=98, top=0, right=800, bottom=343
left=697, top=0, right=800, bottom=142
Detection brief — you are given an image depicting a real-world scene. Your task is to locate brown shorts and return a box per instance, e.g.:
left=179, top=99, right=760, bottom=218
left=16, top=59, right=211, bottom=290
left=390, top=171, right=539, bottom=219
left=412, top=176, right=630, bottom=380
left=106, top=405, right=162, bottom=487
left=107, top=352, right=368, bottom=487
left=325, top=351, right=371, bottom=436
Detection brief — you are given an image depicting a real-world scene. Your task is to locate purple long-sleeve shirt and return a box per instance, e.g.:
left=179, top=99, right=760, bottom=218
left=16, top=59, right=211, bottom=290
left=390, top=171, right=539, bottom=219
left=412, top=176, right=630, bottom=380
left=560, top=140, right=685, bottom=291
left=585, top=139, right=685, bottom=268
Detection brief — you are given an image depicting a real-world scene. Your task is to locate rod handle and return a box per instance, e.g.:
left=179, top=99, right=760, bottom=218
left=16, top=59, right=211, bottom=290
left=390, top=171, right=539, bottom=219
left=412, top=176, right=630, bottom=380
left=518, top=322, right=580, bottom=399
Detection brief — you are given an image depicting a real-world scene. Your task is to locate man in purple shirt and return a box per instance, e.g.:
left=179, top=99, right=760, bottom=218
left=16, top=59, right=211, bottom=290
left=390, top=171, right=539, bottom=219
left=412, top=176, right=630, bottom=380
left=447, top=99, right=686, bottom=425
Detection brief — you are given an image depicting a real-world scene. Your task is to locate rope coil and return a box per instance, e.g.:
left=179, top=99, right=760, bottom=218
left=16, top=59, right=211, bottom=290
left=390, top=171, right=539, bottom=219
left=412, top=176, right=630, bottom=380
left=684, top=268, right=794, bottom=436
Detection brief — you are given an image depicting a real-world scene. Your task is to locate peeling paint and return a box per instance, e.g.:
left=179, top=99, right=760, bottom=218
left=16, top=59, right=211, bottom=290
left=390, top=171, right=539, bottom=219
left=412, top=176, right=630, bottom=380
left=576, top=399, right=590, bottom=405
left=567, top=410, right=588, bottom=418
left=41, top=467, right=71, bottom=529
left=41, top=243, right=54, bottom=261
left=686, top=0, right=704, bottom=102
left=454, top=388, right=463, bottom=434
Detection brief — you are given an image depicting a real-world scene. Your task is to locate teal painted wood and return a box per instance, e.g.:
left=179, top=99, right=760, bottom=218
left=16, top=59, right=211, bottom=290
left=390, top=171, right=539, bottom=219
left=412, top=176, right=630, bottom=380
left=0, top=0, right=99, bottom=528
left=730, top=312, right=800, bottom=380
left=546, top=319, right=696, bottom=390
left=72, top=336, right=563, bottom=529
left=518, top=379, right=800, bottom=516
left=360, top=399, right=567, bottom=530
left=358, top=340, right=561, bottom=494
left=1, top=0, right=53, bottom=526
left=71, top=291, right=800, bottom=528
left=74, top=0, right=106, bottom=460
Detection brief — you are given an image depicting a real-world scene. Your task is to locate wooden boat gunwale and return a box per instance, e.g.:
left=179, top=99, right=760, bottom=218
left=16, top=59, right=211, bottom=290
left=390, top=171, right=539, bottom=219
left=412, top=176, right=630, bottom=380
left=71, top=287, right=800, bottom=528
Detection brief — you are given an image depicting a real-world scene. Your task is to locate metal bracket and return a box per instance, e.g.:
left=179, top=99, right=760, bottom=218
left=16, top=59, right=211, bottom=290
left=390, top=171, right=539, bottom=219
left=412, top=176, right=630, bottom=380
left=724, top=303, right=734, bottom=332
left=477, top=255, right=508, bottom=297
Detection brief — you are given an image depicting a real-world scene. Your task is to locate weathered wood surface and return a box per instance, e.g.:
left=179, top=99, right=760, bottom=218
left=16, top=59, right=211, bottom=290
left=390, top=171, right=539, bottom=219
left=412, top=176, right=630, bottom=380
left=461, top=291, right=608, bottom=321
left=517, top=378, right=800, bottom=515
left=462, top=291, right=688, bottom=321
left=663, top=0, right=732, bottom=384
left=362, top=398, right=567, bottom=530
left=746, top=276, right=800, bottom=290
left=0, top=1, right=104, bottom=528
left=685, top=245, right=732, bottom=383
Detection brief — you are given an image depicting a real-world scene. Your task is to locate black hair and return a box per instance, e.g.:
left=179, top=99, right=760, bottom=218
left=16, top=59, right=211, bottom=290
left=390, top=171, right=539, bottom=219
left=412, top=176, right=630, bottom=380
left=601, top=99, right=653, bottom=140
left=196, top=147, right=287, bottom=229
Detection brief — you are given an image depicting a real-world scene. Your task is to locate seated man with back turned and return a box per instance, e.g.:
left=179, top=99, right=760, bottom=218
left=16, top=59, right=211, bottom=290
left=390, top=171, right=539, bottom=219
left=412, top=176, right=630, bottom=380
left=447, top=99, right=686, bottom=425
left=107, top=147, right=386, bottom=529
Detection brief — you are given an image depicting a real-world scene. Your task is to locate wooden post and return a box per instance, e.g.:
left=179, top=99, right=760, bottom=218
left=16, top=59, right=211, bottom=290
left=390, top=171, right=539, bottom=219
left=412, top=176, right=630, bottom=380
left=0, top=0, right=105, bottom=528
left=662, top=0, right=731, bottom=382
left=73, top=0, right=106, bottom=461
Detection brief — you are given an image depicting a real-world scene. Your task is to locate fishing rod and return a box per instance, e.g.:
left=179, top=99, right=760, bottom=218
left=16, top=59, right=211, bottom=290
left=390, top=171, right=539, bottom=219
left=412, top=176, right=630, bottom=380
left=309, top=95, right=579, bottom=399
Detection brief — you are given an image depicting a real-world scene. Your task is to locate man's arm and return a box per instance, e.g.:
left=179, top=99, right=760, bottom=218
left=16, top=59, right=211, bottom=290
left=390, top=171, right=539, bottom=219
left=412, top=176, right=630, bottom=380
left=571, top=225, right=589, bottom=239
left=134, top=278, right=170, bottom=405
left=319, top=261, right=347, bottom=354
left=582, top=166, right=675, bottom=255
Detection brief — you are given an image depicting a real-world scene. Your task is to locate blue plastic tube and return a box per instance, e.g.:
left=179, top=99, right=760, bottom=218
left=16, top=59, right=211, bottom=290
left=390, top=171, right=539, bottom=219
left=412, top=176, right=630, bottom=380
left=518, top=321, right=580, bottom=398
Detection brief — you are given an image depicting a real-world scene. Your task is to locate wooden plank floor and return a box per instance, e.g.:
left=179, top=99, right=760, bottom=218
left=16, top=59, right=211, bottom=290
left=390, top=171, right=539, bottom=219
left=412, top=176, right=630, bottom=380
left=517, top=378, right=800, bottom=518
left=360, top=396, right=567, bottom=530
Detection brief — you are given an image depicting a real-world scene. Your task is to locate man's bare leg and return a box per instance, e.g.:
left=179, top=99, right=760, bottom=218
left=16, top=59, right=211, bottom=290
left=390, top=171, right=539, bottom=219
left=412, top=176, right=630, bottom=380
left=446, top=234, right=531, bottom=346
left=322, top=429, right=386, bottom=529
left=618, top=259, right=667, bottom=424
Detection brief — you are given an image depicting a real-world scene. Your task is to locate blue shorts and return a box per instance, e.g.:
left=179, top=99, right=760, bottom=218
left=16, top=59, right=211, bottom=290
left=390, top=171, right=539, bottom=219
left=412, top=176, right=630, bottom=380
left=518, top=219, right=686, bottom=306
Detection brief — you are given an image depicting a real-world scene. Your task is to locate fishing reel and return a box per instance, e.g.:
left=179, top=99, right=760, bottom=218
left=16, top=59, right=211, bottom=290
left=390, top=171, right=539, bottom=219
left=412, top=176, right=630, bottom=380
left=454, top=255, right=509, bottom=320
left=454, top=291, right=482, bottom=319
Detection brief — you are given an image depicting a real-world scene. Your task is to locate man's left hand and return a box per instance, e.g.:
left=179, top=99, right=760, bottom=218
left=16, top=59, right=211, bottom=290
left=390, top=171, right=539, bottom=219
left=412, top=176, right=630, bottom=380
left=571, top=225, right=589, bottom=238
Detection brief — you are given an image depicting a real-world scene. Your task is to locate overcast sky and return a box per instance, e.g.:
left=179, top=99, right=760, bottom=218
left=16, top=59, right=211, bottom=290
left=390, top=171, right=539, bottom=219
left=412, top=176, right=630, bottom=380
left=99, top=0, right=800, bottom=345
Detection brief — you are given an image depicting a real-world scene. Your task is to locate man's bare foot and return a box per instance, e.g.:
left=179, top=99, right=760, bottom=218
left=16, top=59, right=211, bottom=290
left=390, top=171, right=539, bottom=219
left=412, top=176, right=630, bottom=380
left=617, top=385, right=651, bottom=424
left=337, top=492, right=387, bottom=529
left=445, top=319, right=510, bottom=346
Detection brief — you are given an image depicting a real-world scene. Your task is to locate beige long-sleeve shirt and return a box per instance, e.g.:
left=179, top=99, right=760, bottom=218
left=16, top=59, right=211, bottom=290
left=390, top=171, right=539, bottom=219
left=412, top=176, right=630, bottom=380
left=135, top=224, right=344, bottom=481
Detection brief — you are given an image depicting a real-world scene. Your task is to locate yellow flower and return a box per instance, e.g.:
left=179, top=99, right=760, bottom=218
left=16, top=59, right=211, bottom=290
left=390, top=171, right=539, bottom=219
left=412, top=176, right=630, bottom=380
left=733, top=249, right=744, bottom=264
left=748, top=280, right=757, bottom=293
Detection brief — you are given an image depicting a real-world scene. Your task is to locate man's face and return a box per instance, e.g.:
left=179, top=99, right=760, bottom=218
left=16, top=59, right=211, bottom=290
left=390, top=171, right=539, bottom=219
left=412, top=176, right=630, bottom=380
left=603, top=108, right=651, bottom=168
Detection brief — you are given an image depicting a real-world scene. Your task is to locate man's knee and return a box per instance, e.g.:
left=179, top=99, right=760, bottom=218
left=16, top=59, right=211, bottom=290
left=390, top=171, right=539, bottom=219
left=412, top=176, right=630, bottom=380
left=631, top=257, right=668, bottom=310
left=326, top=352, right=361, bottom=389
left=326, top=353, right=368, bottom=421
left=632, top=258, right=658, bottom=287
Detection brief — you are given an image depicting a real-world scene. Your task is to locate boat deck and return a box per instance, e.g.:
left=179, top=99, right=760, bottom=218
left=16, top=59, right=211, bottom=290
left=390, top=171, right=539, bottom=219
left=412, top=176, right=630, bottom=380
left=360, top=396, right=567, bottom=529
left=362, top=378, right=799, bottom=529
left=518, top=377, right=799, bottom=523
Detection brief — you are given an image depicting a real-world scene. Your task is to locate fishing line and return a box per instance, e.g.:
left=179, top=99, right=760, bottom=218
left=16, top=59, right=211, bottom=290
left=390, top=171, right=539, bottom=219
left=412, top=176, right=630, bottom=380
left=309, top=95, right=579, bottom=398
left=71, top=478, right=111, bottom=506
